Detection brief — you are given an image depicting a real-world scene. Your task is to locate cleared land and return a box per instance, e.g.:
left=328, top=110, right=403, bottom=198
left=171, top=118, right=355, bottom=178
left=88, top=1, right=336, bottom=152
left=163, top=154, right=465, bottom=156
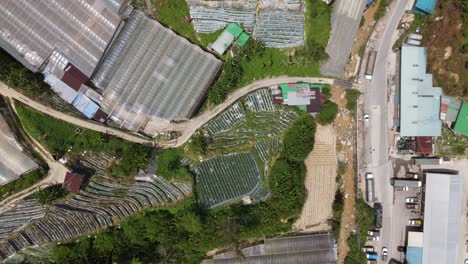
left=294, top=125, right=337, bottom=231
left=423, top=0, right=467, bottom=98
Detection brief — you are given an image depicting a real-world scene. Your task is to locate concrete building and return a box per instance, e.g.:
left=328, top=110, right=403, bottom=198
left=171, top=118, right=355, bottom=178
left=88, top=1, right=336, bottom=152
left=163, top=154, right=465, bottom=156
left=399, top=46, right=442, bottom=137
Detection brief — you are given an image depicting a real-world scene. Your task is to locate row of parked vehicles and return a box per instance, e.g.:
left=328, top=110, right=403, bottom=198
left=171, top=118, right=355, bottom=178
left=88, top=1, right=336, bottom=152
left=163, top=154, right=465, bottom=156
left=361, top=244, right=388, bottom=262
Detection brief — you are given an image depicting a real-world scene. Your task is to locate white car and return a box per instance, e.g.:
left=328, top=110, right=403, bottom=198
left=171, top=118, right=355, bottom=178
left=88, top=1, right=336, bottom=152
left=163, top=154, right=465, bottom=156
left=364, top=114, right=370, bottom=127
left=405, top=197, right=419, bottom=203
left=382, top=247, right=388, bottom=261
left=395, top=186, right=409, bottom=191
left=361, top=245, right=374, bottom=252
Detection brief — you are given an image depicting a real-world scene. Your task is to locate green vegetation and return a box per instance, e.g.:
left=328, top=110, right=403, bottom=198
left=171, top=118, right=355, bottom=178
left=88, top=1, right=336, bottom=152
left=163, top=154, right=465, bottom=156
left=16, top=104, right=150, bottom=179
left=157, top=148, right=191, bottom=181
left=0, top=49, right=50, bottom=95
left=281, top=115, right=316, bottom=162
left=344, top=198, right=374, bottom=264
left=374, top=0, right=388, bottom=21
left=34, top=184, right=68, bottom=205
left=331, top=191, right=344, bottom=239
left=345, top=89, right=361, bottom=114
left=153, top=0, right=201, bottom=45
left=436, top=125, right=468, bottom=157
left=0, top=170, right=44, bottom=201
left=316, top=101, right=338, bottom=125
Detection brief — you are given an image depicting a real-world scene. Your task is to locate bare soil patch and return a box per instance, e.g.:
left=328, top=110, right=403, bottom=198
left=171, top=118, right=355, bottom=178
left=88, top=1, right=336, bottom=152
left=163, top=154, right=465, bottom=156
left=423, top=0, right=467, bottom=98
left=331, top=88, right=356, bottom=264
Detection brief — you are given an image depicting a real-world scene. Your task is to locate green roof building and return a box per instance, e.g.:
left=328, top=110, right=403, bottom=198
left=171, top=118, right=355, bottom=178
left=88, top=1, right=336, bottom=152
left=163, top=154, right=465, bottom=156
left=454, top=102, right=468, bottom=136
left=236, top=32, right=250, bottom=47
left=226, top=23, right=243, bottom=38
left=278, top=82, right=324, bottom=113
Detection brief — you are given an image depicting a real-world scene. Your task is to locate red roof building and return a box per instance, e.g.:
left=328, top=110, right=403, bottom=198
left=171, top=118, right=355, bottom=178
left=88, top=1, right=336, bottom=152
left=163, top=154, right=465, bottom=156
left=61, top=63, right=89, bottom=91
left=62, top=172, right=84, bottom=193
left=416, top=137, right=433, bottom=155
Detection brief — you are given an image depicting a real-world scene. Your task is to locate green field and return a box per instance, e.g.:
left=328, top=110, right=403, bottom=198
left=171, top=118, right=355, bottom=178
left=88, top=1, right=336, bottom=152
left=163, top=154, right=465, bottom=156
left=15, top=104, right=150, bottom=179
left=0, top=170, right=44, bottom=201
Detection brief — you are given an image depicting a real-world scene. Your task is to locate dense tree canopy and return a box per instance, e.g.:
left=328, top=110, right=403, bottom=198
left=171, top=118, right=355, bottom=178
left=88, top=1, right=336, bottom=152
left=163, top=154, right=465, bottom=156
left=281, top=114, right=316, bottom=162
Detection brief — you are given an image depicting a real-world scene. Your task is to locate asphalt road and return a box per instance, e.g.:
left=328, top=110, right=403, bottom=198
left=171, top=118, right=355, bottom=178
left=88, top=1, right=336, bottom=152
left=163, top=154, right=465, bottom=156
left=360, top=0, right=409, bottom=262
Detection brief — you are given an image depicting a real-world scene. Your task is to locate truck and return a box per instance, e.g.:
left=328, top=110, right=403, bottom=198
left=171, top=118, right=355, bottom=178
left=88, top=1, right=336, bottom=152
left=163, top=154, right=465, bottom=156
left=364, top=50, right=377, bottom=80
left=412, top=157, right=441, bottom=165
left=405, top=203, right=419, bottom=209
left=405, top=39, right=421, bottom=46
left=409, top=219, right=422, bottom=226
left=366, top=173, right=375, bottom=202
left=366, top=252, right=378, bottom=261
left=392, top=178, right=422, bottom=188
left=408, top=33, right=423, bottom=40
left=374, top=203, right=382, bottom=228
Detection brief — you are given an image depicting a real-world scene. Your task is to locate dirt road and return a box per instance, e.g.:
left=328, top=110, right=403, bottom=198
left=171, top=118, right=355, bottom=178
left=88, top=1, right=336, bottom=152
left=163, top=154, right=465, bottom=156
left=0, top=101, right=68, bottom=212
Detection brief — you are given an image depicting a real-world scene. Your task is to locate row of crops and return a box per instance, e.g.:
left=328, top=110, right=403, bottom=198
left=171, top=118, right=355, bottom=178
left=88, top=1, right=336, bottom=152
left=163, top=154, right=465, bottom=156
left=195, top=152, right=262, bottom=208
left=190, top=88, right=303, bottom=208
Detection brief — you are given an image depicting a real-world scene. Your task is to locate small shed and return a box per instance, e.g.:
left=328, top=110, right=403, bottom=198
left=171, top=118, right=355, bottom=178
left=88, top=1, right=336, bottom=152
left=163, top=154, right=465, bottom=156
left=63, top=172, right=84, bottom=193
left=72, top=93, right=100, bottom=119
left=61, top=63, right=89, bottom=91
left=226, top=23, right=243, bottom=38
left=413, top=0, right=437, bottom=14
left=440, top=96, right=462, bottom=122
left=236, top=32, right=250, bottom=47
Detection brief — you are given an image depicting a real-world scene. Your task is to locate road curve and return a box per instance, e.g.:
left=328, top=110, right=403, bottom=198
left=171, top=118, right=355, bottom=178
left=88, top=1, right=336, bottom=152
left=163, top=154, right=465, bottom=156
left=157, top=77, right=335, bottom=147
left=1, top=77, right=337, bottom=149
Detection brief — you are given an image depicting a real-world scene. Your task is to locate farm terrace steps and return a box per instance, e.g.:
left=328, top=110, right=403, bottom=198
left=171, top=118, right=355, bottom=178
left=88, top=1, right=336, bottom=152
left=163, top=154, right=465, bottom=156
left=0, top=176, right=191, bottom=261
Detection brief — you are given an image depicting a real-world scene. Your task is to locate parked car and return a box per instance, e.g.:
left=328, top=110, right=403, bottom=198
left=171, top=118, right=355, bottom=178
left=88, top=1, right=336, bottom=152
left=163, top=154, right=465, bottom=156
left=381, top=247, right=388, bottom=261
left=368, top=235, right=380, bottom=241
left=405, top=203, right=419, bottom=209
left=366, top=252, right=378, bottom=261
left=364, top=114, right=370, bottom=127
left=405, top=197, right=419, bottom=203
left=368, top=230, right=380, bottom=236
left=395, top=186, right=409, bottom=191
left=361, top=245, right=375, bottom=252
left=409, top=219, right=422, bottom=226
left=397, top=246, right=406, bottom=252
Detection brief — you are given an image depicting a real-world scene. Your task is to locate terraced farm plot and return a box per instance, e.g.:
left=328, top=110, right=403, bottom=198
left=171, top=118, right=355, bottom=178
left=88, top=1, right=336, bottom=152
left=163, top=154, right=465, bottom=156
left=205, top=102, right=246, bottom=134
left=195, top=152, right=264, bottom=208
left=244, top=89, right=276, bottom=112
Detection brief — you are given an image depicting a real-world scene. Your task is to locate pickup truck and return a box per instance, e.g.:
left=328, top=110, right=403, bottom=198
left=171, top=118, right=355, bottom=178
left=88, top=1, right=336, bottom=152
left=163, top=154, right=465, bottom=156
left=395, top=186, right=409, bottom=191
left=367, top=235, right=380, bottom=241
left=367, top=230, right=380, bottom=236
left=409, top=219, right=422, bottom=226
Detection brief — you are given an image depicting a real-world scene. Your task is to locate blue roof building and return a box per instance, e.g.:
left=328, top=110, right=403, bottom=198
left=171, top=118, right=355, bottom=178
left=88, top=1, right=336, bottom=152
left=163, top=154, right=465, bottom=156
left=406, top=247, right=423, bottom=264
left=400, top=46, right=442, bottom=137
left=413, top=0, right=437, bottom=14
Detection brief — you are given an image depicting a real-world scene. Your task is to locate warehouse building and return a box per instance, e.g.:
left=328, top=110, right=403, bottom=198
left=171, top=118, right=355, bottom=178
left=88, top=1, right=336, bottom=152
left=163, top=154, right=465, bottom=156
left=399, top=46, right=442, bottom=137
left=212, top=233, right=337, bottom=264
left=405, top=170, right=463, bottom=264
left=92, top=11, right=222, bottom=131
left=0, top=116, right=38, bottom=186
left=0, top=1, right=222, bottom=132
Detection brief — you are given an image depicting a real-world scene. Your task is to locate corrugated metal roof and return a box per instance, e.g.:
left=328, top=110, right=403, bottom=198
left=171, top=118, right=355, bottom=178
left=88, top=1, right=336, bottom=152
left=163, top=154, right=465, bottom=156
left=413, top=0, right=437, bottom=14
left=400, top=46, right=442, bottom=137
left=406, top=246, right=423, bottom=264
left=408, top=231, right=424, bottom=247
left=422, top=172, right=463, bottom=264
left=72, top=93, right=100, bottom=119
left=236, top=32, right=250, bottom=47
left=226, top=23, right=243, bottom=38
left=0, top=0, right=125, bottom=76
left=211, top=30, right=235, bottom=55
left=440, top=96, right=462, bottom=122
left=44, top=73, right=78, bottom=104
left=94, top=11, right=222, bottom=131
left=454, top=102, right=468, bottom=136
left=0, top=116, right=38, bottom=186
